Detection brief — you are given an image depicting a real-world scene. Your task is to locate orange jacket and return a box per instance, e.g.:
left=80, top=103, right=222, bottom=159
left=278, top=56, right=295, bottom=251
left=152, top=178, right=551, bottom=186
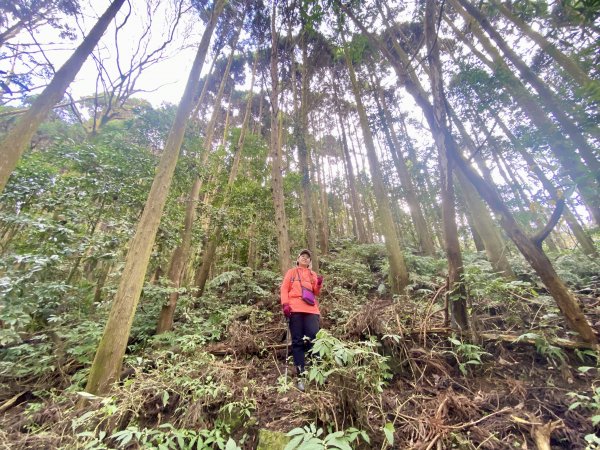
left=280, top=266, right=322, bottom=315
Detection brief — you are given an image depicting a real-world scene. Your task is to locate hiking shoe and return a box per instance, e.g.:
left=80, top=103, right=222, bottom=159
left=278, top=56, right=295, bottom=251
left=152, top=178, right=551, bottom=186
left=296, top=380, right=305, bottom=392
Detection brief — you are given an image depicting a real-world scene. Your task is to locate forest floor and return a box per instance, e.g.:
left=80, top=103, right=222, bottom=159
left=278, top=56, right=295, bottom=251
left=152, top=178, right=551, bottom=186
left=1, top=250, right=599, bottom=449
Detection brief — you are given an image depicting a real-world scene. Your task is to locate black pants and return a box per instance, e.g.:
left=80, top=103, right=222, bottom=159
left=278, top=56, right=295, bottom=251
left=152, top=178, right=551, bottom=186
left=288, top=312, right=320, bottom=375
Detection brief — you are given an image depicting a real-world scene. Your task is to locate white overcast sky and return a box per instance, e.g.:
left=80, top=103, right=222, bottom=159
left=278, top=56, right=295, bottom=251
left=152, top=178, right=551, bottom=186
left=16, top=0, right=205, bottom=107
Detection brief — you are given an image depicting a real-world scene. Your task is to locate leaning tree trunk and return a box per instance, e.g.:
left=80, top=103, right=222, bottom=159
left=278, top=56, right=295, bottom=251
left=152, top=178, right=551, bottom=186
left=343, top=40, right=409, bottom=293
left=493, top=114, right=598, bottom=258
left=456, top=169, right=515, bottom=278
left=0, top=0, right=126, bottom=194
left=425, top=0, right=468, bottom=330
left=446, top=110, right=514, bottom=278
left=456, top=0, right=600, bottom=152
left=195, top=53, right=257, bottom=296
left=269, top=2, right=291, bottom=274
left=491, top=0, right=593, bottom=88
left=344, top=2, right=597, bottom=344
left=84, top=0, right=226, bottom=396
left=155, top=179, right=201, bottom=334
left=445, top=3, right=600, bottom=225
left=156, top=20, right=243, bottom=331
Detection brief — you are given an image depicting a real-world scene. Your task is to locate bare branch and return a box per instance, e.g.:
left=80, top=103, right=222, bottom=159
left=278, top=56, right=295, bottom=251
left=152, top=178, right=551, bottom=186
left=532, top=197, right=566, bottom=247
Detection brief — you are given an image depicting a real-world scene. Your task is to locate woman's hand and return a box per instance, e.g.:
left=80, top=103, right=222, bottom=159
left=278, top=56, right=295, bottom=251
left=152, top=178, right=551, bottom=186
left=282, top=303, right=292, bottom=318
left=317, top=275, right=323, bottom=287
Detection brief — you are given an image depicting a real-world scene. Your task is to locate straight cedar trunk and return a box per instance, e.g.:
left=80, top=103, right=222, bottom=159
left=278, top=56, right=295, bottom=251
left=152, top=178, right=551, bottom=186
left=84, top=0, right=226, bottom=395
left=375, top=84, right=436, bottom=256
left=343, top=41, right=409, bottom=293
left=344, top=3, right=597, bottom=344
left=0, top=0, right=126, bottom=194
left=195, top=54, right=257, bottom=296
left=348, top=128, right=376, bottom=244
left=456, top=169, right=515, bottom=277
left=424, top=0, right=468, bottom=329
left=295, top=30, right=318, bottom=270
left=313, top=148, right=329, bottom=254
left=457, top=0, right=600, bottom=149
left=446, top=110, right=514, bottom=277
left=493, top=113, right=598, bottom=258
left=332, top=79, right=368, bottom=243
left=155, top=179, right=201, bottom=333
left=269, top=2, right=291, bottom=274
left=156, top=24, right=243, bottom=332
left=444, top=6, right=600, bottom=225
left=464, top=207, right=485, bottom=252
left=247, top=217, right=258, bottom=269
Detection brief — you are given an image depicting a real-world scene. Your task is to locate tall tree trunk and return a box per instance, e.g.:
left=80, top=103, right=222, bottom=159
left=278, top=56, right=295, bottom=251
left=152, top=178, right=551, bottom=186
left=313, top=145, right=329, bottom=254
left=195, top=53, right=257, bottom=296
left=493, top=113, right=598, bottom=258
left=444, top=4, right=600, bottom=225
left=446, top=111, right=515, bottom=277
left=345, top=2, right=597, bottom=344
left=456, top=170, right=515, bottom=277
left=247, top=216, right=258, bottom=269
left=343, top=40, right=409, bottom=293
left=425, top=0, right=469, bottom=329
left=0, top=0, right=126, bottom=194
left=375, top=84, right=436, bottom=255
left=294, top=29, right=319, bottom=270
left=459, top=0, right=600, bottom=148
left=332, top=79, right=368, bottom=244
left=269, top=2, right=291, bottom=274
left=348, top=118, right=376, bottom=243
left=156, top=23, right=242, bottom=331
left=84, top=0, right=226, bottom=395
left=155, top=179, right=201, bottom=333
left=491, top=0, right=593, bottom=88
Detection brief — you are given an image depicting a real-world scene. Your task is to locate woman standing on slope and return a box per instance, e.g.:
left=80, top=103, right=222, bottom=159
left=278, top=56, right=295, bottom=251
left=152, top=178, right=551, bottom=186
left=280, top=249, right=323, bottom=391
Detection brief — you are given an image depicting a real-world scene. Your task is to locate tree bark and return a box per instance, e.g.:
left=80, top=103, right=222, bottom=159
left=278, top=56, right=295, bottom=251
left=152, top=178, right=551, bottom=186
left=375, top=84, right=436, bottom=256
left=269, top=2, right=291, bottom=274
left=344, top=2, right=597, bottom=344
left=445, top=2, right=600, bottom=225
left=425, top=0, right=469, bottom=330
left=84, top=0, right=226, bottom=395
left=0, top=0, right=126, bottom=194
left=332, top=79, right=368, bottom=244
left=295, top=29, right=318, bottom=270
left=343, top=39, right=409, bottom=293
left=195, top=53, right=257, bottom=296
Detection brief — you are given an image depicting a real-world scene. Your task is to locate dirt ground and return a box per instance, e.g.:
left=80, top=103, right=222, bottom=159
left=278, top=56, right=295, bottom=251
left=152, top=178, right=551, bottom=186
left=1, top=294, right=598, bottom=449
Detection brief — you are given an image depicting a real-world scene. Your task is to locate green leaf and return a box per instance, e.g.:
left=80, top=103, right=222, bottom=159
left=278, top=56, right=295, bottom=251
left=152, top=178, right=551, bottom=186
left=327, top=438, right=351, bottom=450
left=591, top=415, right=600, bottom=426
left=284, top=435, right=304, bottom=450
left=225, top=438, right=239, bottom=450
left=383, top=423, right=394, bottom=446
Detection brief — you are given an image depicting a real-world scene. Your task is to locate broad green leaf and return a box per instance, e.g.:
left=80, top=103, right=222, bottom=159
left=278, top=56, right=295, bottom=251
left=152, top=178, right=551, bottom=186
left=383, top=422, right=394, bottom=446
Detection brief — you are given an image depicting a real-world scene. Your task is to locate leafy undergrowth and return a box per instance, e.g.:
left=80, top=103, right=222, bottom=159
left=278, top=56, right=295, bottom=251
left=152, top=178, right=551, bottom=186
left=1, top=243, right=599, bottom=449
